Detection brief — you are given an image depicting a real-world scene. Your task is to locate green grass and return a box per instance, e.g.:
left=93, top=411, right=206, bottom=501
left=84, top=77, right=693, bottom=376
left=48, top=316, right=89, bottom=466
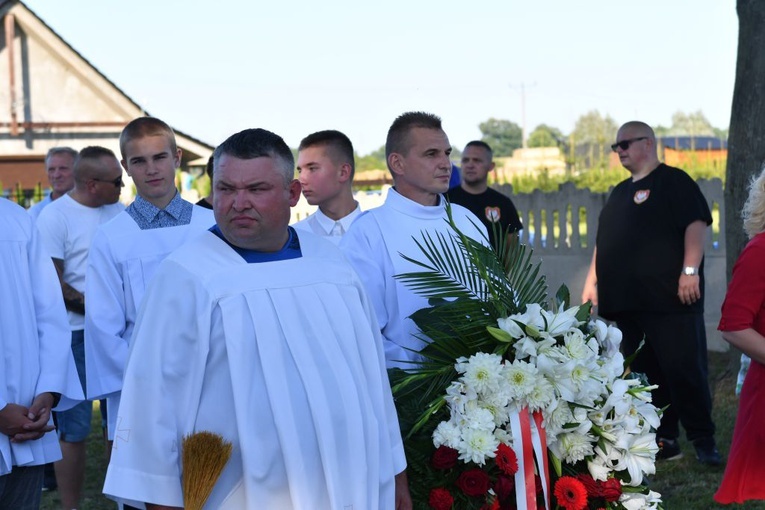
left=40, top=353, right=763, bottom=509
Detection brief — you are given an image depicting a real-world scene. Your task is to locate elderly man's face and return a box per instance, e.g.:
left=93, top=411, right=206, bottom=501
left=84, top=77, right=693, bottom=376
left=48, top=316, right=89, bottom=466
left=213, top=154, right=300, bottom=252
left=46, top=153, right=75, bottom=197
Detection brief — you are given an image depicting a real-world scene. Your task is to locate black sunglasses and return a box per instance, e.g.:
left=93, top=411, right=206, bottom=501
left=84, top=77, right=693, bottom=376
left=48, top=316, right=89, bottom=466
left=611, top=137, right=647, bottom=152
left=91, top=175, right=124, bottom=188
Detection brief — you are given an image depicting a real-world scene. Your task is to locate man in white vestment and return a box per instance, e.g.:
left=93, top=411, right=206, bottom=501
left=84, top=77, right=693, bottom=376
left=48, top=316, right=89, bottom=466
left=0, top=198, right=83, bottom=509
left=340, top=111, right=487, bottom=369
left=85, top=117, right=214, bottom=454
left=103, top=128, right=411, bottom=510
left=292, top=130, right=362, bottom=243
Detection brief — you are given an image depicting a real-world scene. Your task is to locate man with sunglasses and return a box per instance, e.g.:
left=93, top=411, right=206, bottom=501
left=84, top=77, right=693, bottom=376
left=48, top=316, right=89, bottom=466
left=581, top=121, right=720, bottom=466
left=35, top=146, right=126, bottom=510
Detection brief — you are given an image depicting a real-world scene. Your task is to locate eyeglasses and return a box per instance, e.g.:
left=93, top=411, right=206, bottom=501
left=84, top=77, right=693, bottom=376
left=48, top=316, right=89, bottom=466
left=611, top=137, right=647, bottom=152
left=91, top=176, right=124, bottom=188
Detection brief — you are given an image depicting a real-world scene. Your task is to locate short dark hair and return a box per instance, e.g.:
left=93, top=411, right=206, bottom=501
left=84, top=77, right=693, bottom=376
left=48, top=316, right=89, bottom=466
left=298, top=130, right=355, bottom=178
left=385, top=112, right=443, bottom=164
left=119, top=117, right=177, bottom=160
left=205, top=155, right=214, bottom=179
left=213, top=128, right=294, bottom=185
left=73, top=146, right=118, bottom=181
left=464, top=140, right=493, bottom=159
left=46, top=147, right=78, bottom=166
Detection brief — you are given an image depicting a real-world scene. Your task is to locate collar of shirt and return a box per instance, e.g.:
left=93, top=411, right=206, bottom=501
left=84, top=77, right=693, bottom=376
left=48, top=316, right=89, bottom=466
left=126, top=192, right=193, bottom=230
left=312, top=203, right=362, bottom=235
left=386, top=188, right=446, bottom=220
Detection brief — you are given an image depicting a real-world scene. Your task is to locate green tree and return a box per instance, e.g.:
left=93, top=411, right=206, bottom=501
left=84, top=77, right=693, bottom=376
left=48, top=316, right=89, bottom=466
left=478, top=118, right=522, bottom=157
left=570, top=110, right=618, bottom=170
left=527, top=124, right=564, bottom=148
left=669, top=110, right=715, bottom=137
left=355, top=145, right=387, bottom=172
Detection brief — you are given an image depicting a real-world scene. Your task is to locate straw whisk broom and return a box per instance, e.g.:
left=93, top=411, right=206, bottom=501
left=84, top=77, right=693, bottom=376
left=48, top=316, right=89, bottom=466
left=182, top=431, right=233, bottom=510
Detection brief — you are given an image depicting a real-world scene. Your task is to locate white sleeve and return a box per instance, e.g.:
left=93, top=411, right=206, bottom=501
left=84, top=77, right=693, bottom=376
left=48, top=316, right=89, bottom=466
left=85, top=229, right=129, bottom=400
left=103, top=260, right=211, bottom=508
left=28, top=217, right=84, bottom=409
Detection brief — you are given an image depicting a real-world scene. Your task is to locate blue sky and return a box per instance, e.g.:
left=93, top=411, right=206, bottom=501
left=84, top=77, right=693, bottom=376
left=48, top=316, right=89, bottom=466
left=23, top=0, right=738, bottom=154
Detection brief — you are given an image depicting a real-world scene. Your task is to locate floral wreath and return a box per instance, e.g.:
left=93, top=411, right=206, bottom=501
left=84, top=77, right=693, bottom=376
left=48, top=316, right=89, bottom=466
left=390, top=206, right=663, bottom=510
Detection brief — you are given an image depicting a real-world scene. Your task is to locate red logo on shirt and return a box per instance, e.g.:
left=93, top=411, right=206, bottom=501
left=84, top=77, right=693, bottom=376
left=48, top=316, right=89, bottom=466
left=485, top=207, right=501, bottom=223
left=634, top=190, right=650, bottom=204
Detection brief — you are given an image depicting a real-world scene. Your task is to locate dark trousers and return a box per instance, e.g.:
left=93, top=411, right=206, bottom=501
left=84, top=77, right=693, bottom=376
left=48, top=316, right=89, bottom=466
left=0, top=465, right=43, bottom=510
left=616, top=311, right=716, bottom=442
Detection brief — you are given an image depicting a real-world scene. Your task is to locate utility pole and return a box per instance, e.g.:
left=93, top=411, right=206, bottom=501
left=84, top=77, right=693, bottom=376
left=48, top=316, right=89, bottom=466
left=511, top=82, right=536, bottom=149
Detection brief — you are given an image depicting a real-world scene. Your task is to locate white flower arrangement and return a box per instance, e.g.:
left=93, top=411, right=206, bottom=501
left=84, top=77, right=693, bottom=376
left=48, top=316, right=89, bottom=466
left=432, top=303, right=662, bottom=505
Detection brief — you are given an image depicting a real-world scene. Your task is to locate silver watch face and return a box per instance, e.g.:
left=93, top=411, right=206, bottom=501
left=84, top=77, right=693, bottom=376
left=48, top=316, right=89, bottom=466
left=684, top=267, right=698, bottom=276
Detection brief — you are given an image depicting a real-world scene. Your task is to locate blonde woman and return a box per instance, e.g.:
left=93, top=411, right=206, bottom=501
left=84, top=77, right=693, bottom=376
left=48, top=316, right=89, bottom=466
left=715, top=168, right=765, bottom=504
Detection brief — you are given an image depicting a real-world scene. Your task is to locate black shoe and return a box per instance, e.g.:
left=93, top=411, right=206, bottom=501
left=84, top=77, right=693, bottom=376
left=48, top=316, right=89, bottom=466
left=694, top=438, right=722, bottom=466
left=41, top=463, right=57, bottom=492
left=656, top=437, right=683, bottom=460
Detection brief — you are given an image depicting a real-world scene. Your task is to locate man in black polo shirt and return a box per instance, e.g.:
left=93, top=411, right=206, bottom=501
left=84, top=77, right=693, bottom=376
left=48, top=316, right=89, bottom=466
left=447, top=140, right=522, bottom=248
left=581, top=121, right=720, bottom=466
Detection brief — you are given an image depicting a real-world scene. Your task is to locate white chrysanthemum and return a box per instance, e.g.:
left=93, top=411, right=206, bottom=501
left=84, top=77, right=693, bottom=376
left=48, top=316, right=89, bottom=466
left=458, top=427, right=499, bottom=465
left=462, top=352, right=504, bottom=395
left=502, top=360, right=538, bottom=401
left=550, top=430, right=595, bottom=463
left=462, top=406, right=496, bottom=432
left=563, top=328, right=592, bottom=360
left=480, top=393, right=511, bottom=427
left=433, top=420, right=461, bottom=449
left=544, top=399, right=574, bottom=437
left=526, top=375, right=555, bottom=412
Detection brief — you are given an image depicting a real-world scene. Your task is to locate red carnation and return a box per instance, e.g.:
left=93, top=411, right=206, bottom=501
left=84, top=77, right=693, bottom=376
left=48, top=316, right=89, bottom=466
left=554, top=476, right=588, bottom=510
left=431, top=445, right=459, bottom=470
left=456, top=468, right=491, bottom=497
left=428, top=487, right=454, bottom=510
left=495, top=443, right=519, bottom=476
left=600, top=478, right=622, bottom=502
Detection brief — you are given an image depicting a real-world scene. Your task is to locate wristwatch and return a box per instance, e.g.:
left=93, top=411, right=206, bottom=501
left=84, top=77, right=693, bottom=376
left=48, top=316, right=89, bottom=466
left=683, top=266, right=699, bottom=276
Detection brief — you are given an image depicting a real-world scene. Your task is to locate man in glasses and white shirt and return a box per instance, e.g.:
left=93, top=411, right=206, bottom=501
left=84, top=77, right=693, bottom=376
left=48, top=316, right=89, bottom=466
left=292, top=130, right=362, bottom=244
left=581, top=120, right=719, bottom=466
left=35, top=146, right=125, bottom=510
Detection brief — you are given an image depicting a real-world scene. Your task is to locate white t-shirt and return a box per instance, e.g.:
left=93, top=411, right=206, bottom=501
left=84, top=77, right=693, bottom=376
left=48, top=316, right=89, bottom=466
left=36, top=194, right=124, bottom=330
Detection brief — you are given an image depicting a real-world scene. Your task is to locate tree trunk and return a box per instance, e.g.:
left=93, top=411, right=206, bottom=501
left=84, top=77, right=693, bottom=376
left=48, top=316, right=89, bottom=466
left=726, top=0, right=765, bottom=268
left=724, top=0, right=765, bottom=367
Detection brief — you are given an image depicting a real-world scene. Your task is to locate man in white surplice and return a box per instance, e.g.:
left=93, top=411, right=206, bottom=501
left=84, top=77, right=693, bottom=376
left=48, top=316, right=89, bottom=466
left=84, top=117, right=214, bottom=448
left=103, top=128, right=411, bottom=510
left=340, top=112, right=487, bottom=369
left=0, top=198, right=83, bottom=508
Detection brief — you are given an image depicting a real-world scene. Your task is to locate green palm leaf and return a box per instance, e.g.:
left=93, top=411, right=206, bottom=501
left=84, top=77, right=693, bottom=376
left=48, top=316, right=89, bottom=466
left=392, top=203, right=548, bottom=434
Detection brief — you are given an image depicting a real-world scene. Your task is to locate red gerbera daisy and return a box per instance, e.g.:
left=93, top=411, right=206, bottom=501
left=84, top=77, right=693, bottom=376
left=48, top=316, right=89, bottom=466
left=495, top=443, right=519, bottom=476
left=554, top=476, right=588, bottom=510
